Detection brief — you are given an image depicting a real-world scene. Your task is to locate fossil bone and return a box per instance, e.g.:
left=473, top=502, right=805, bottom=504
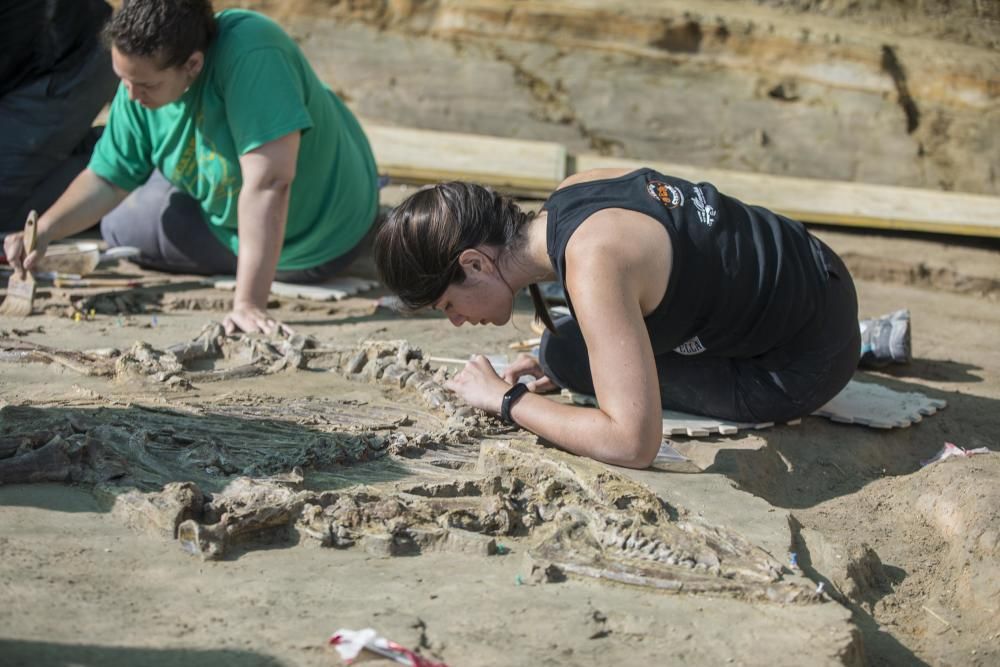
left=124, top=439, right=818, bottom=601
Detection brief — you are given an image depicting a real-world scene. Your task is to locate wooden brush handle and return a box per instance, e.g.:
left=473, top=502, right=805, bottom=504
left=23, top=210, right=38, bottom=255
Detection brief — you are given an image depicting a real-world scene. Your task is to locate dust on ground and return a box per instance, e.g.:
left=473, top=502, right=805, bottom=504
left=2, top=2, right=999, bottom=666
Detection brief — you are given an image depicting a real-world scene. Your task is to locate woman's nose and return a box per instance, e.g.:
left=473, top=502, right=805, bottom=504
left=448, top=313, right=466, bottom=327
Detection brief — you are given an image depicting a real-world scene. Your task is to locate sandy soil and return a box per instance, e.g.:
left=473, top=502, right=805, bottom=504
left=2, top=2, right=999, bottom=666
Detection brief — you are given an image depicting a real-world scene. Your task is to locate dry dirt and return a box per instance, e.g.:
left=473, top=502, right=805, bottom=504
left=2, top=2, right=999, bottom=666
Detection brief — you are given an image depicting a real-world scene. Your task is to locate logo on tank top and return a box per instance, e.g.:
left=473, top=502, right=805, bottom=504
left=692, top=186, right=718, bottom=227
left=647, top=180, right=684, bottom=209
left=673, top=336, right=707, bottom=356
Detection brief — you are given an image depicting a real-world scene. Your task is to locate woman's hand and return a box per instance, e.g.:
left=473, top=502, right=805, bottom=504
left=501, top=353, right=559, bottom=393
left=231, top=131, right=300, bottom=338
left=222, top=301, right=294, bottom=336
left=445, top=354, right=511, bottom=414
left=3, top=228, right=49, bottom=275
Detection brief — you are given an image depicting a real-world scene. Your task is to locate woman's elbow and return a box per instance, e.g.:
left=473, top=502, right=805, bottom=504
left=614, top=431, right=661, bottom=469
left=243, top=167, right=296, bottom=195
left=261, top=174, right=295, bottom=194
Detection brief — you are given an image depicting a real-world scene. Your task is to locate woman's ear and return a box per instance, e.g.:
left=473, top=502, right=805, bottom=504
left=185, top=52, right=205, bottom=80
left=457, top=248, right=488, bottom=275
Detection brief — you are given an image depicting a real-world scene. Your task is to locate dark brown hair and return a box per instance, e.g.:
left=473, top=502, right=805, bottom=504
left=375, top=182, right=555, bottom=332
left=104, top=0, right=218, bottom=68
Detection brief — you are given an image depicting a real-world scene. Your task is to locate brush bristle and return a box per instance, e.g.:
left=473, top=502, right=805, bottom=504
left=0, top=274, right=36, bottom=317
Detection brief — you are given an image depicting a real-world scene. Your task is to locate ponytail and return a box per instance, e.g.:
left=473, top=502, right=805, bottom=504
left=528, top=283, right=556, bottom=334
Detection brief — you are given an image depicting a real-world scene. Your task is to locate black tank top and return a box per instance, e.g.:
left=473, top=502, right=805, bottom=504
left=542, top=168, right=830, bottom=358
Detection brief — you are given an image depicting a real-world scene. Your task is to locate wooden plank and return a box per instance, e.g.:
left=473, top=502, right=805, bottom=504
left=356, top=121, right=999, bottom=238
left=361, top=122, right=566, bottom=196
left=573, top=154, right=1000, bottom=238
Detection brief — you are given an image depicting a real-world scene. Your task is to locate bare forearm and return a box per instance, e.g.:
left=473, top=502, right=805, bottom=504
left=234, top=183, right=289, bottom=308
left=446, top=355, right=661, bottom=468
left=38, top=169, right=127, bottom=244
left=507, top=393, right=660, bottom=468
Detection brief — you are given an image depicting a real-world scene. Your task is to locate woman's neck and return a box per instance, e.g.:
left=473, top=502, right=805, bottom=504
left=501, top=211, right=555, bottom=291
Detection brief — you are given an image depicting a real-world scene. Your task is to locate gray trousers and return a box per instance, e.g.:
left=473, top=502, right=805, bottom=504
left=0, top=41, right=118, bottom=232
left=101, top=170, right=372, bottom=282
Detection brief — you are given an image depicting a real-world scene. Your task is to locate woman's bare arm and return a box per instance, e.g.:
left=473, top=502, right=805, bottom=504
left=227, top=130, right=300, bottom=335
left=506, top=207, right=671, bottom=467
left=5, top=169, right=128, bottom=272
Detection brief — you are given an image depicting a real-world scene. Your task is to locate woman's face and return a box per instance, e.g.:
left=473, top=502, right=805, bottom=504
left=432, top=250, right=514, bottom=327
left=111, top=47, right=203, bottom=109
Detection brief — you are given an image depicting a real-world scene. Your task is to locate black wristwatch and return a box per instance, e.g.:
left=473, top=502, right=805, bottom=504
left=500, top=382, right=530, bottom=425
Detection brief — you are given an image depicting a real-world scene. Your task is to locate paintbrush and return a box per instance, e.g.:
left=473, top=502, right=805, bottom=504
left=0, top=211, right=38, bottom=318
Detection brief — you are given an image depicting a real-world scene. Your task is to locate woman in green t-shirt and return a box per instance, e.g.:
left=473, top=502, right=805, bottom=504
left=3, top=0, right=379, bottom=335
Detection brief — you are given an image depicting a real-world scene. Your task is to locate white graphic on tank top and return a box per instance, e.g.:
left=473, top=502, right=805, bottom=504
left=691, top=186, right=717, bottom=227
left=674, top=335, right=707, bottom=355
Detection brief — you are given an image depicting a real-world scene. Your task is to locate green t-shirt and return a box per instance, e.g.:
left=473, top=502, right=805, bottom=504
left=90, top=9, right=378, bottom=271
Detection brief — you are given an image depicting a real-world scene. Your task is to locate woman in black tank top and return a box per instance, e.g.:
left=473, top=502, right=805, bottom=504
left=375, top=169, right=904, bottom=468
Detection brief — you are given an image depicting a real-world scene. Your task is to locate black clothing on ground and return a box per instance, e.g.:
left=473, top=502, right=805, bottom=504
left=0, top=0, right=116, bottom=232
left=0, top=0, right=111, bottom=98
left=538, top=168, right=860, bottom=423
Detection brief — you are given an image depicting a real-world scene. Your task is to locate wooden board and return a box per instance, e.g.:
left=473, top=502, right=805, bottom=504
left=362, top=122, right=567, bottom=196
left=574, top=154, right=1000, bottom=238
left=358, top=122, right=999, bottom=238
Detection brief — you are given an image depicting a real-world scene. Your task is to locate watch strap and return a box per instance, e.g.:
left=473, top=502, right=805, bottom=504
left=500, top=382, right=530, bottom=425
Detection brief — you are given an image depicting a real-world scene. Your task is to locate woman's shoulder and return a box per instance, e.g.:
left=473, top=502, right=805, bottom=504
left=208, top=9, right=300, bottom=87
left=214, top=9, right=294, bottom=56
left=554, top=167, right=640, bottom=191
left=547, top=167, right=663, bottom=254
left=216, top=8, right=286, bottom=34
